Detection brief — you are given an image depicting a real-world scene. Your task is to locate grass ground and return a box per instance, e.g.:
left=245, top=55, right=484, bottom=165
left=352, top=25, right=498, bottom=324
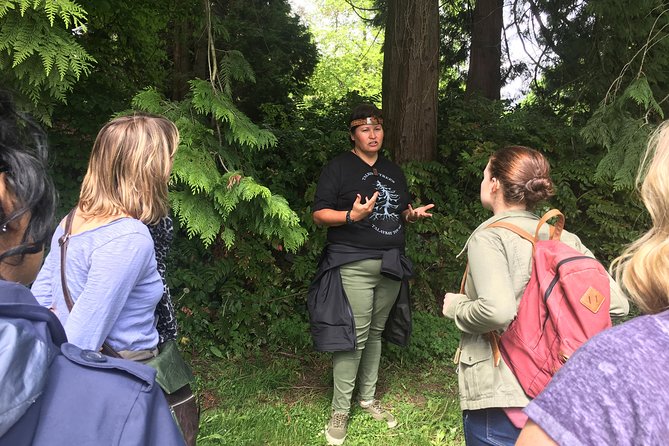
left=192, top=351, right=465, bottom=446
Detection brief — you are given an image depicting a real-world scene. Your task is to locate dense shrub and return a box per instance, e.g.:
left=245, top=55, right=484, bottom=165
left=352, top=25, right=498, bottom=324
left=48, top=90, right=647, bottom=358
left=384, top=312, right=461, bottom=364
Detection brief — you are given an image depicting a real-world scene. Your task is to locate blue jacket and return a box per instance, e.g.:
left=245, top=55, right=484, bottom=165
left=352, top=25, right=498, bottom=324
left=307, top=244, right=413, bottom=352
left=0, top=280, right=185, bottom=446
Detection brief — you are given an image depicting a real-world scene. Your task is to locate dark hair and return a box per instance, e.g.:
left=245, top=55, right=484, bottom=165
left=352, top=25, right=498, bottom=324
left=0, top=92, right=57, bottom=265
left=348, top=103, right=383, bottom=147
left=488, top=145, right=554, bottom=210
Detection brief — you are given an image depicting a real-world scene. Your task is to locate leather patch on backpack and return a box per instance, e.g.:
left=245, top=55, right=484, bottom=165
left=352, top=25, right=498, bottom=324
left=580, top=286, right=606, bottom=313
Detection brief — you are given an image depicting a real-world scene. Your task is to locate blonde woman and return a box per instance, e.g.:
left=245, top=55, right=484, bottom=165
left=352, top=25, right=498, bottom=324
left=32, top=113, right=179, bottom=354
left=517, top=123, right=669, bottom=445
left=0, top=94, right=184, bottom=446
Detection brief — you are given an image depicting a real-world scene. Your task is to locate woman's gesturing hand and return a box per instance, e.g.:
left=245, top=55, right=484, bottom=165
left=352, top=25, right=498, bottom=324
left=404, top=203, right=435, bottom=223
left=350, top=192, right=379, bottom=221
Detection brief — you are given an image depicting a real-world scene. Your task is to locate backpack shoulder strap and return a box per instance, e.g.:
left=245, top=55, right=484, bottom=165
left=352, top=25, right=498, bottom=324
left=460, top=219, right=536, bottom=293
left=459, top=212, right=561, bottom=296
left=58, top=208, right=77, bottom=311
left=487, top=221, right=536, bottom=247
left=535, top=209, right=564, bottom=241
left=58, top=208, right=121, bottom=359
left=459, top=264, right=469, bottom=294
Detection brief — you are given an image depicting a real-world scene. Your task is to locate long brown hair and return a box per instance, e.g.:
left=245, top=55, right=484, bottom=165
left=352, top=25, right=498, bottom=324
left=78, top=113, right=179, bottom=225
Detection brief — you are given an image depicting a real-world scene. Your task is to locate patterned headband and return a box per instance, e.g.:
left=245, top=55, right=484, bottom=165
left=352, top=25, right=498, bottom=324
left=349, top=116, right=383, bottom=128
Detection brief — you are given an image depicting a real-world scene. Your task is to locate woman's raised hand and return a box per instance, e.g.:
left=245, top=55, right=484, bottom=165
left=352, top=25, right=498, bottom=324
left=405, top=203, right=435, bottom=223
left=351, top=192, right=379, bottom=221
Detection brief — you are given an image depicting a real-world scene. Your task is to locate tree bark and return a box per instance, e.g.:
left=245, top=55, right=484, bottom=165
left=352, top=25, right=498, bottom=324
left=170, top=18, right=192, bottom=101
left=168, top=0, right=210, bottom=100
left=466, top=0, right=503, bottom=99
left=382, top=0, right=439, bottom=163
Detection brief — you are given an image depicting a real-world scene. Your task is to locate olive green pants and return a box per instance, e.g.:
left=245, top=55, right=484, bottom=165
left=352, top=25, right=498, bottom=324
left=331, top=259, right=402, bottom=413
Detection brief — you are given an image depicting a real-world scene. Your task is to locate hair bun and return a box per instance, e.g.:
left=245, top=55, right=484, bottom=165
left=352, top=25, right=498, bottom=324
left=524, top=177, right=554, bottom=201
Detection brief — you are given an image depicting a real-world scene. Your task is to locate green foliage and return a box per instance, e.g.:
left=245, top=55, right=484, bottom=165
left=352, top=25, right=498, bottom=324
left=215, top=0, right=319, bottom=119
left=385, top=312, right=461, bottom=365
left=45, top=0, right=173, bottom=199
left=584, top=76, right=661, bottom=190
left=401, top=160, right=472, bottom=308
left=525, top=0, right=662, bottom=108
left=194, top=353, right=464, bottom=445
left=168, top=228, right=310, bottom=358
left=189, top=79, right=277, bottom=150
left=300, top=0, right=384, bottom=104
left=130, top=84, right=307, bottom=252
left=439, top=0, right=471, bottom=77
left=218, top=50, right=255, bottom=97
left=0, top=0, right=95, bottom=122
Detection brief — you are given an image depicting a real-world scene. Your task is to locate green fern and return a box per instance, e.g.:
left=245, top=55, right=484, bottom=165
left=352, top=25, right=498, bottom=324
left=170, top=190, right=223, bottom=246
left=622, top=77, right=664, bottom=119
left=218, top=50, right=255, bottom=97
left=585, top=77, right=658, bottom=190
left=131, top=84, right=307, bottom=252
left=0, top=0, right=94, bottom=123
left=190, top=79, right=277, bottom=150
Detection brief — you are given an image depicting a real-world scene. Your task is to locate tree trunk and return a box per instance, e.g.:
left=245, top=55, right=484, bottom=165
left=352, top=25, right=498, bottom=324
left=168, top=0, right=210, bottom=100
left=382, top=0, right=439, bottom=163
left=465, top=0, right=503, bottom=99
left=170, top=18, right=192, bottom=101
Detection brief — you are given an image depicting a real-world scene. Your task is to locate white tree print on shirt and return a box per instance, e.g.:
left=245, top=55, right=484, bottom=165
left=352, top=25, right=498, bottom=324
left=370, top=180, right=400, bottom=221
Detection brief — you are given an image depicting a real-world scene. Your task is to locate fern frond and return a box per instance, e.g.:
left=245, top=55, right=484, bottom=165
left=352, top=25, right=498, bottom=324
left=171, top=190, right=222, bottom=247
left=0, top=0, right=93, bottom=122
left=0, top=1, right=17, bottom=18
left=172, top=144, right=221, bottom=194
left=189, top=79, right=277, bottom=150
left=218, top=49, right=255, bottom=96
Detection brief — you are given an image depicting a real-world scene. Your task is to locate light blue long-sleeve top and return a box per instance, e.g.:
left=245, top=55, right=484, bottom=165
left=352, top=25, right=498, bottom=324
left=31, top=218, right=162, bottom=352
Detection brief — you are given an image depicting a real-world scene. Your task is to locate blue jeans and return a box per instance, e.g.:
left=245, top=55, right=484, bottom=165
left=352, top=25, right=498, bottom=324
left=463, top=408, right=521, bottom=446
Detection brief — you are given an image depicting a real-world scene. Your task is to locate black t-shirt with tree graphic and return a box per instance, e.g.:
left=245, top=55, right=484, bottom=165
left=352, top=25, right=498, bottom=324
left=313, top=151, right=410, bottom=249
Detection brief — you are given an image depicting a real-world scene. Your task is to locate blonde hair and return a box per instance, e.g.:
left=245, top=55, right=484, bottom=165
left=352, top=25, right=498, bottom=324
left=78, top=113, right=179, bottom=225
left=612, top=121, right=669, bottom=314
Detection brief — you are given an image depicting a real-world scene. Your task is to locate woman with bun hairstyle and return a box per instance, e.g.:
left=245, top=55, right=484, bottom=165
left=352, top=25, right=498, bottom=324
left=441, top=146, right=629, bottom=446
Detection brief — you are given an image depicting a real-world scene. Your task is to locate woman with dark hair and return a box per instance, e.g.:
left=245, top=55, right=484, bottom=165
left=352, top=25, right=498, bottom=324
left=0, top=95, right=55, bottom=282
left=0, top=92, right=183, bottom=445
left=441, top=146, right=629, bottom=446
left=309, top=103, right=434, bottom=445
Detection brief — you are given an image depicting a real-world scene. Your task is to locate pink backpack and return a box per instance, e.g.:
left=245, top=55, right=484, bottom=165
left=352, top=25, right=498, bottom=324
left=488, top=209, right=612, bottom=398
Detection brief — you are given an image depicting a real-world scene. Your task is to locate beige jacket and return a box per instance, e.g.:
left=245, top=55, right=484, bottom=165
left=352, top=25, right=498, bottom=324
left=444, top=210, right=629, bottom=410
